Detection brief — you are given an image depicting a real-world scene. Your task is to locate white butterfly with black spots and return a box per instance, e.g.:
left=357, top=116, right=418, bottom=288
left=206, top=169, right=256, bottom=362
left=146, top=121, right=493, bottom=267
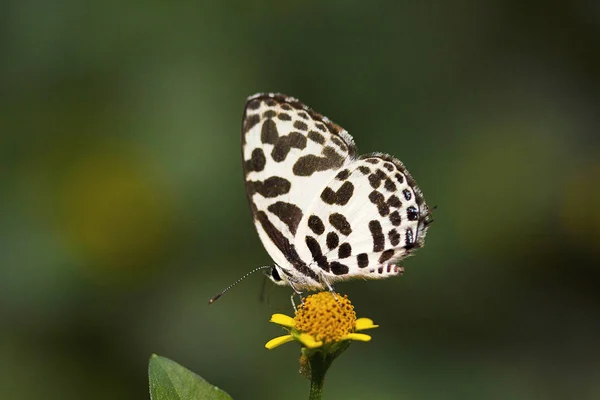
left=242, top=93, right=432, bottom=293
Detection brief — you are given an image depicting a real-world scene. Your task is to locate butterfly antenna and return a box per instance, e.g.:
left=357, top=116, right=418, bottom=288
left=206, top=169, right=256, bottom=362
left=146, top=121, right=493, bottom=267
left=209, top=266, right=272, bottom=304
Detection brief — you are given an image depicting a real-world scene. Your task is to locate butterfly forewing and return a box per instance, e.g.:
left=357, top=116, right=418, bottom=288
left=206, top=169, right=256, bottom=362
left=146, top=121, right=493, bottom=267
left=242, top=93, right=357, bottom=284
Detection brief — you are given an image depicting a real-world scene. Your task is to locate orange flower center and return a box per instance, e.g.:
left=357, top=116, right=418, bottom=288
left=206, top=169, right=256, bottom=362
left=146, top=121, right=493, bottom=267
left=293, top=292, right=357, bottom=343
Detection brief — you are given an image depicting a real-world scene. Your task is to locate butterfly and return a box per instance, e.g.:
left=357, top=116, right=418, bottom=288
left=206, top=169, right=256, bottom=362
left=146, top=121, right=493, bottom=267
left=240, top=93, right=432, bottom=295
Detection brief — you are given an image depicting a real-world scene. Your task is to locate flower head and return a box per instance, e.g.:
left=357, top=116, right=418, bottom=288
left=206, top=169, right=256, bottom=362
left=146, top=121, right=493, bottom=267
left=265, top=292, right=378, bottom=350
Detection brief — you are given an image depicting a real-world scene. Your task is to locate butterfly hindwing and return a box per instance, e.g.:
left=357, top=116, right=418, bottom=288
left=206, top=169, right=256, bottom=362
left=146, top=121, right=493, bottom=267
left=295, top=155, right=429, bottom=283
left=242, top=93, right=357, bottom=283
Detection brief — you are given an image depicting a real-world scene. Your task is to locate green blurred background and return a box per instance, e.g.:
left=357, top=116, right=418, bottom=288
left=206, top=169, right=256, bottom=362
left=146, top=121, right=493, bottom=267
left=2, top=1, right=600, bottom=399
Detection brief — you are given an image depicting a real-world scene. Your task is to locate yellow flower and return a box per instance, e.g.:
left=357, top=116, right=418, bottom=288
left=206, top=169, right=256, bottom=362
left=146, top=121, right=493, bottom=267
left=265, top=292, right=378, bottom=350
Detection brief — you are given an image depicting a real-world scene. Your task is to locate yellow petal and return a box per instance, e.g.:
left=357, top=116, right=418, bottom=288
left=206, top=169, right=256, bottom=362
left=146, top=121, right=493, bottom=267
left=269, top=313, right=295, bottom=328
left=265, top=335, right=295, bottom=349
left=341, top=333, right=372, bottom=342
left=297, top=333, right=323, bottom=349
left=355, top=318, right=379, bottom=331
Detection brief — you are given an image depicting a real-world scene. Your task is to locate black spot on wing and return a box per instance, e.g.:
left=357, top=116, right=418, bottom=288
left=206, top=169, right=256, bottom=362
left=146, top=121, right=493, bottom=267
left=405, top=228, right=415, bottom=249
left=389, top=211, right=402, bottom=226
left=329, top=213, right=352, bottom=236
left=368, top=190, right=389, bottom=217
left=335, top=169, right=350, bottom=180
left=358, top=166, right=371, bottom=175
left=308, top=215, right=325, bottom=235
left=305, top=236, right=330, bottom=272
left=245, top=148, right=266, bottom=173
left=330, top=261, right=349, bottom=275
left=384, top=178, right=396, bottom=192
left=293, top=120, right=308, bottom=131
left=277, top=112, right=291, bottom=121
left=243, top=114, right=260, bottom=133
left=326, top=232, right=339, bottom=250
left=247, top=176, right=291, bottom=198
left=369, top=220, right=385, bottom=251
left=331, top=136, right=347, bottom=151
left=338, top=243, right=352, bottom=259
left=261, top=119, right=279, bottom=144
left=289, top=132, right=307, bottom=148
left=271, top=132, right=307, bottom=162
left=357, top=253, right=369, bottom=268
left=293, top=146, right=345, bottom=176
left=368, top=169, right=386, bottom=189
left=325, top=122, right=340, bottom=135
left=379, top=249, right=395, bottom=263
left=308, top=131, right=325, bottom=144
left=267, top=201, right=303, bottom=235
left=264, top=110, right=278, bottom=119
left=384, top=162, right=394, bottom=171
left=246, top=99, right=261, bottom=110
left=388, top=229, right=400, bottom=246
left=407, top=206, right=419, bottom=221
left=403, top=189, right=412, bottom=201
left=387, top=195, right=402, bottom=208
left=321, top=181, right=354, bottom=206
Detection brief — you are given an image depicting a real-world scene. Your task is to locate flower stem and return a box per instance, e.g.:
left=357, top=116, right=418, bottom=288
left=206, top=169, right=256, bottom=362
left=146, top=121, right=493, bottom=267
left=307, top=351, right=330, bottom=400
left=305, top=342, right=351, bottom=399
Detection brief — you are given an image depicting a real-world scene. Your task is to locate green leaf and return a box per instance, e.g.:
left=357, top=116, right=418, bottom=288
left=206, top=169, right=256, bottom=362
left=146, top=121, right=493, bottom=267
left=149, top=354, right=233, bottom=400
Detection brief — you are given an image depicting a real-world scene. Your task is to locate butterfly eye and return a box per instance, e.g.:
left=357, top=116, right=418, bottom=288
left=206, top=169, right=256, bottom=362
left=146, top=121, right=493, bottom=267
left=270, top=266, right=282, bottom=282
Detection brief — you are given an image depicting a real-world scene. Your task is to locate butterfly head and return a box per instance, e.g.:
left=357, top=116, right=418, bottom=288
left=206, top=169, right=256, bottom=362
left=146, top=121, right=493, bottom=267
left=267, top=265, right=289, bottom=286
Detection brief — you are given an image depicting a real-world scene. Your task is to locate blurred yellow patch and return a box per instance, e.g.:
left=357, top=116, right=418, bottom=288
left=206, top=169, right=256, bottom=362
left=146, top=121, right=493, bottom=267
left=57, top=143, right=173, bottom=279
left=561, top=161, right=600, bottom=246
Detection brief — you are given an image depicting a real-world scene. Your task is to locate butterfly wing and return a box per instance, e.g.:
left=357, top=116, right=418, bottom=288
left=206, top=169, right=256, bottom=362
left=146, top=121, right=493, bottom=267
left=242, top=93, right=357, bottom=286
left=294, top=154, right=430, bottom=285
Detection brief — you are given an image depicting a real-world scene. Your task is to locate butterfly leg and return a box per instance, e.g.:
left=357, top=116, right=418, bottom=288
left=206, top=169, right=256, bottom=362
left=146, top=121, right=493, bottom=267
left=320, top=273, right=339, bottom=301
left=288, top=280, right=304, bottom=312
left=290, top=292, right=305, bottom=312
left=290, top=293, right=297, bottom=312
